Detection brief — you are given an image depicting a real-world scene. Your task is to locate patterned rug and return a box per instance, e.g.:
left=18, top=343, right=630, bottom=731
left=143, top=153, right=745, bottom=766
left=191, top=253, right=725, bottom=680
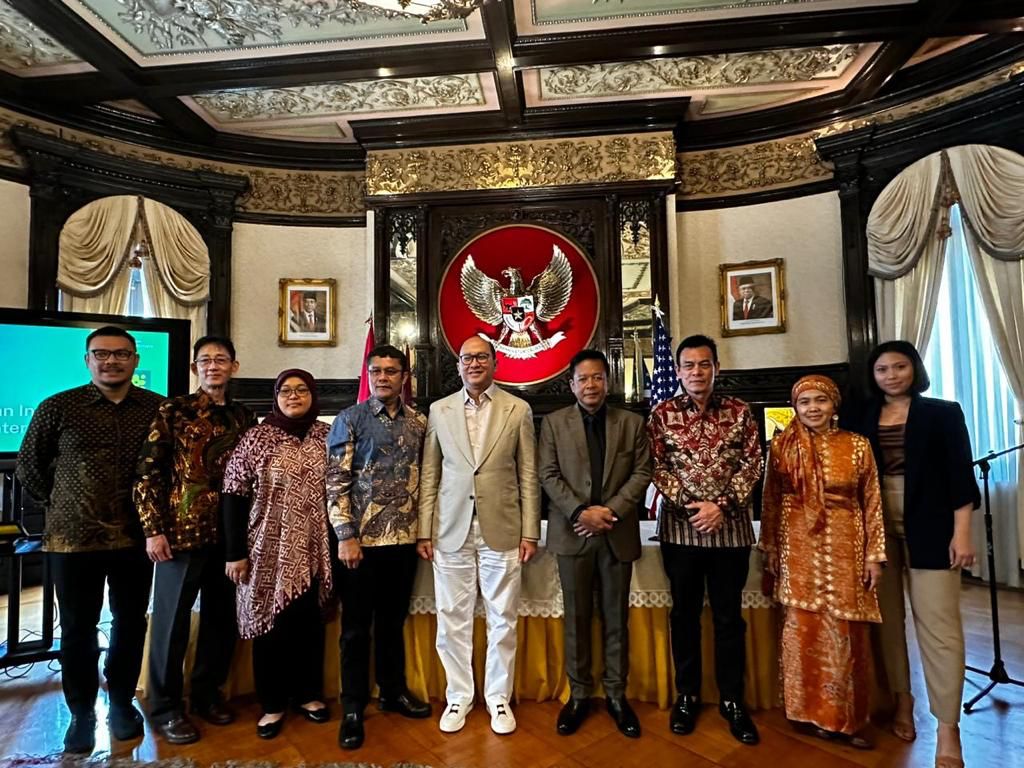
left=0, top=758, right=432, bottom=768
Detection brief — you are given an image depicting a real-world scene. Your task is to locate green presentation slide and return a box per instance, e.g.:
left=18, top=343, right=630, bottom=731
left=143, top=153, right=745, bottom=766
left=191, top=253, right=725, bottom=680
left=0, top=324, right=171, bottom=454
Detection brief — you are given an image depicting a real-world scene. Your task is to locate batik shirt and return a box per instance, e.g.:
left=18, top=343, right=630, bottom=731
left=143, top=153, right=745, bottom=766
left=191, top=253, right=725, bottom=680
left=16, top=383, right=164, bottom=553
left=222, top=421, right=334, bottom=639
left=648, top=392, right=763, bottom=548
left=326, top=397, right=427, bottom=547
left=134, top=390, right=255, bottom=551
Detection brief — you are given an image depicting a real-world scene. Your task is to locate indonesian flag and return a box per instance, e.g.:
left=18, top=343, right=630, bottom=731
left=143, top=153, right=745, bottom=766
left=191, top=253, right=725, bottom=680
left=356, top=318, right=375, bottom=403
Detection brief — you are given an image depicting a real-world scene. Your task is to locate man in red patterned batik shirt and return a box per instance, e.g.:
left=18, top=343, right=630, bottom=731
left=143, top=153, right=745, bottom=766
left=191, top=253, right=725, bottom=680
left=647, top=334, right=763, bottom=747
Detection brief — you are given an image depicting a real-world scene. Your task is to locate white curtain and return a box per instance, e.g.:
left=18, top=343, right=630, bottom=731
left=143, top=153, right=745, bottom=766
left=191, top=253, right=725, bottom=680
left=867, top=153, right=953, bottom=352
left=140, top=198, right=210, bottom=355
left=946, top=145, right=1024, bottom=567
left=57, top=196, right=137, bottom=314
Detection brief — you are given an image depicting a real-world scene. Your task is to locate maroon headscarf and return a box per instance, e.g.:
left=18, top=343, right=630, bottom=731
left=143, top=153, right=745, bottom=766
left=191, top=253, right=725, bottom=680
left=263, top=368, right=320, bottom=439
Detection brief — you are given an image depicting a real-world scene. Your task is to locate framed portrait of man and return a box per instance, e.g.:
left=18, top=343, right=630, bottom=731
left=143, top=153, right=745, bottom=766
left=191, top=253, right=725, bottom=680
left=719, top=259, right=786, bottom=337
left=278, top=278, right=337, bottom=346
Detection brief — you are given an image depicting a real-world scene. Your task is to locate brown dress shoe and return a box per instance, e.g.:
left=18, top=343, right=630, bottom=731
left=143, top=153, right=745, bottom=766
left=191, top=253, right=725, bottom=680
left=191, top=699, right=235, bottom=725
left=155, top=715, right=199, bottom=745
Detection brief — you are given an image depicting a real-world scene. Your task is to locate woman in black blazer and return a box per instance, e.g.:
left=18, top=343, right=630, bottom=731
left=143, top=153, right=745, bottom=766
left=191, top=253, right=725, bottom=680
left=847, top=340, right=979, bottom=768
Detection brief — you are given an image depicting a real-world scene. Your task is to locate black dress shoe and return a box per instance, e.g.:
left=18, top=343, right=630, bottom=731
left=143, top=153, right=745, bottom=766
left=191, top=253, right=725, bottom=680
left=670, top=694, right=700, bottom=735
left=155, top=715, right=200, bottom=745
left=295, top=703, right=331, bottom=723
left=378, top=690, right=431, bottom=719
left=64, top=713, right=97, bottom=754
left=556, top=698, right=589, bottom=735
left=719, top=700, right=759, bottom=745
left=108, top=703, right=144, bottom=741
left=257, top=716, right=284, bottom=740
left=191, top=699, right=235, bottom=725
left=339, top=712, right=365, bottom=750
left=606, top=697, right=641, bottom=738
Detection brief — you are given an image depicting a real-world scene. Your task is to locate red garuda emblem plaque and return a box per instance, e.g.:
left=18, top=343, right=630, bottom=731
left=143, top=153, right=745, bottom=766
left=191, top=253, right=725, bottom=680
left=438, top=224, right=599, bottom=386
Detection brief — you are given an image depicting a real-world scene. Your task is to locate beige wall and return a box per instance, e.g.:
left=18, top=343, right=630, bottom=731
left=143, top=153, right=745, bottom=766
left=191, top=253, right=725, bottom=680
left=231, top=222, right=370, bottom=379
left=0, top=179, right=30, bottom=309
left=672, top=191, right=847, bottom=369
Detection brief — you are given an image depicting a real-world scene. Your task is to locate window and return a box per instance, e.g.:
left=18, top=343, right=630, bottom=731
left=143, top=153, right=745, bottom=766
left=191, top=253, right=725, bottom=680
left=923, top=203, right=1021, bottom=581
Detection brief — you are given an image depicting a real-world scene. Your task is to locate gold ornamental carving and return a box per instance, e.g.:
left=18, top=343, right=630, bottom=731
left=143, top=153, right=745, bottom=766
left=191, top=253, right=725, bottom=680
left=366, top=132, right=677, bottom=196
left=678, top=135, right=830, bottom=199
left=0, top=106, right=365, bottom=217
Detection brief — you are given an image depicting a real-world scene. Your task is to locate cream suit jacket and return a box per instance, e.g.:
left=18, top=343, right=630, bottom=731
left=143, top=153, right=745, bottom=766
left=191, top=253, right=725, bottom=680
left=417, top=386, right=541, bottom=553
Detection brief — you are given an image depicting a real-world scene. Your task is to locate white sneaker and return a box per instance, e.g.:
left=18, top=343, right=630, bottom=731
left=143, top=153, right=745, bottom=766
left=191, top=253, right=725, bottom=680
left=488, top=699, right=516, bottom=735
left=439, top=700, right=473, bottom=733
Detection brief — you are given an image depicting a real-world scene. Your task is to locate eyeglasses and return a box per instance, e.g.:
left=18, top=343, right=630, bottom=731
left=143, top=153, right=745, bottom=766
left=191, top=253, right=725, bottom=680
left=89, top=349, right=134, bottom=361
left=278, top=386, right=311, bottom=398
left=368, top=367, right=403, bottom=377
left=194, top=356, right=232, bottom=368
left=459, top=353, right=492, bottom=364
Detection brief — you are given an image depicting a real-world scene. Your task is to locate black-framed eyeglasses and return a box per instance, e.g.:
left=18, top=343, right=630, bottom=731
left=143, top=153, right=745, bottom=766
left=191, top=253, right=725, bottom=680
left=459, top=353, right=491, bottom=364
left=194, top=355, right=232, bottom=368
left=278, top=386, right=311, bottom=398
left=89, top=349, right=135, bottom=361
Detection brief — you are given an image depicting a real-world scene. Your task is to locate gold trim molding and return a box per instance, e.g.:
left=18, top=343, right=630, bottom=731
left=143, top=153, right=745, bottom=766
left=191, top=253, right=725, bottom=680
left=678, top=134, right=830, bottom=199
left=676, top=59, right=1024, bottom=200
left=0, top=106, right=365, bottom=217
left=365, top=132, right=677, bottom=196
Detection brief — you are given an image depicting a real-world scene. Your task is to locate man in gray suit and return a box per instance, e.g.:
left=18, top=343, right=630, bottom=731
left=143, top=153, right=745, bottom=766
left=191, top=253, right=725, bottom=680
left=539, top=349, right=651, bottom=738
left=417, top=336, right=540, bottom=736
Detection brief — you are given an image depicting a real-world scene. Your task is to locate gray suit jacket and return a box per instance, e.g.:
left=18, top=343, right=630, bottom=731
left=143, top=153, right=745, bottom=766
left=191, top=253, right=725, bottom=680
left=417, top=386, right=541, bottom=553
left=538, top=404, right=651, bottom=562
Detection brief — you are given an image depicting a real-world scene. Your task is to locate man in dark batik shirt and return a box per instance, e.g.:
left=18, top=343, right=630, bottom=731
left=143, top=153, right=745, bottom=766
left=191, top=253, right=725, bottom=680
left=134, top=335, right=255, bottom=745
left=648, top=334, right=763, bottom=747
left=327, top=344, right=430, bottom=750
left=17, top=326, right=163, bottom=754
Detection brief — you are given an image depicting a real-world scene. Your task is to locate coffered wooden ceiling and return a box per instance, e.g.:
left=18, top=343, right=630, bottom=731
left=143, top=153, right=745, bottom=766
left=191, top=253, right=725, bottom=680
left=0, top=0, right=1021, bottom=168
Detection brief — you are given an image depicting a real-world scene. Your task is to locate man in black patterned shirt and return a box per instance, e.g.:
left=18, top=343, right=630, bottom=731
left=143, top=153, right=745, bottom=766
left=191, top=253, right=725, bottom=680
left=647, top=334, right=763, bottom=746
left=17, top=327, right=163, bottom=754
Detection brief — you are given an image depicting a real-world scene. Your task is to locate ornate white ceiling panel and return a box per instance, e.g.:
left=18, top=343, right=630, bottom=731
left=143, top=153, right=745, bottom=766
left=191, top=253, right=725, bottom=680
left=524, top=43, right=873, bottom=109
left=515, top=0, right=918, bottom=35
left=0, top=0, right=93, bottom=75
left=61, top=0, right=485, bottom=65
left=183, top=73, right=499, bottom=142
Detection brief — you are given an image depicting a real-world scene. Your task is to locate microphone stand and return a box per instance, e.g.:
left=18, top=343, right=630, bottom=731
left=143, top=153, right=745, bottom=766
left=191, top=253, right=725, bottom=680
left=963, top=442, right=1024, bottom=713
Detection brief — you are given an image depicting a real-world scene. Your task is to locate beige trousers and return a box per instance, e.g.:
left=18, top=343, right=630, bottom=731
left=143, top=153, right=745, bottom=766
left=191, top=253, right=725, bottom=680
left=876, top=475, right=965, bottom=724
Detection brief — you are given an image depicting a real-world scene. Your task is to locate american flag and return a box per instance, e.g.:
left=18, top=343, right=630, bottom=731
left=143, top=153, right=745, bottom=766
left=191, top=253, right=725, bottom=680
left=647, top=305, right=678, bottom=518
left=650, top=306, right=678, bottom=406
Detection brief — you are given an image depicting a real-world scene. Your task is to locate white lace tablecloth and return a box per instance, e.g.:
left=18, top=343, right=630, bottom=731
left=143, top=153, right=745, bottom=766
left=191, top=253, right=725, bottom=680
left=408, top=520, right=770, bottom=617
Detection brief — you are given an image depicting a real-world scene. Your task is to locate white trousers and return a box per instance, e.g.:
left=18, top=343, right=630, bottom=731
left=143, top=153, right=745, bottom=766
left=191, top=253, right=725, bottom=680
left=432, top=518, right=521, bottom=706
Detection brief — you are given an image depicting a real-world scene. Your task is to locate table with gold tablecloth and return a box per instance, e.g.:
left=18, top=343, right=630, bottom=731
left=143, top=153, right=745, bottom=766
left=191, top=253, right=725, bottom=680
left=138, top=521, right=779, bottom=710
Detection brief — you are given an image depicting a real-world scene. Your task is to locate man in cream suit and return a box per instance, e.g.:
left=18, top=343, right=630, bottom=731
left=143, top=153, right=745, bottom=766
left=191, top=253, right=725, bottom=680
left=417, top=336, right=540, bottom=736
left=539, top=349, right=651, bottom=739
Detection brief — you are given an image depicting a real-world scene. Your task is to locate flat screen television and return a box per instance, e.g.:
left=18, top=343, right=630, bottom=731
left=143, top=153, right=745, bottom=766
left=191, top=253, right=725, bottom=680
left=0, top=308, right=191, bottom=460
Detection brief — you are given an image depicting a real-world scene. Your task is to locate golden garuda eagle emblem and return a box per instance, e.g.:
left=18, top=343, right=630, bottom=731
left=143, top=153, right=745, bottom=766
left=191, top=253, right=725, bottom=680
left=460, top=245, right=573, bottom=359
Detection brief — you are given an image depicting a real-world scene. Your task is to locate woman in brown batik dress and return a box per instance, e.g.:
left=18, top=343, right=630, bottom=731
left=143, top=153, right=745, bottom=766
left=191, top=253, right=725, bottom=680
left=222, top=368, right=333, bottom=740
left=760, top=374, right=886, bottom=749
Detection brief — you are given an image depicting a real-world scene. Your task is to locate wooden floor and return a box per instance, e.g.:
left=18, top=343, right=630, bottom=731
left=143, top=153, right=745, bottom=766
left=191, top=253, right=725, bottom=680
left=1, top=582, right=1023, bottom=767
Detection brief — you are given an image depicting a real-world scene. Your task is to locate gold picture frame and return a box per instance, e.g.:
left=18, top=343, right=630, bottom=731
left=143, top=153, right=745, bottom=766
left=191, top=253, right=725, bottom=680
left=719, top=259, right=786, bottom=337
left=278, top=278, right=337, bottom=347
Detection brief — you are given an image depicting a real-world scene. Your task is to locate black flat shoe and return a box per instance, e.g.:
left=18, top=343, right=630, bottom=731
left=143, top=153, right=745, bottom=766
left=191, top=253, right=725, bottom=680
left=719, top=700, right=759, bottom=745
left=378, top=690, right=431, bottom=719
left=257, top=716, right=284, bottom=740
left=295, top=703, right=330, bottom=723
left=556, top=698, right=589, bottom=735
left=108, top=703, right=144, bottom=741
left=607, top=697, right=641, bottom=738
left=670, top=694, right=700, bottom=735
left=339, top=712, right=364, bottom=750
left=64, top=713, right=97, bottom=754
